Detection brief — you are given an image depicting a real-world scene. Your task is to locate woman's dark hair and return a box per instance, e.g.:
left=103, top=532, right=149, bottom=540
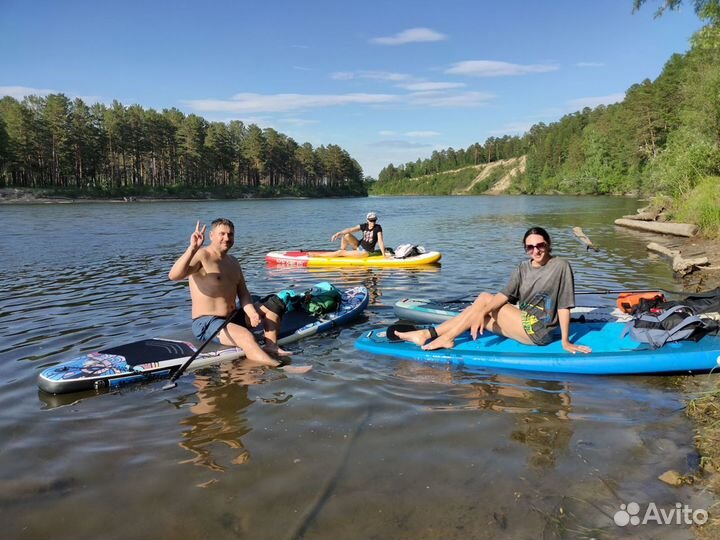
left=523, top=227, right=551, bottom=250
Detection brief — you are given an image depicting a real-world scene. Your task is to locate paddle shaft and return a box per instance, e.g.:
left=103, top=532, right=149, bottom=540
left=445, top=288, right=680, bottom=303
left=576, top=288, right=683, bottom=295
left=163, top=310, right=238, bottom=389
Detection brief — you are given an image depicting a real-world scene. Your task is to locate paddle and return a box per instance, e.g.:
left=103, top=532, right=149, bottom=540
left=163, top=311, right=237, bottom=390
left=576, top=288, right=683, bottom=296
left=438, top=288, right=678, bottom=304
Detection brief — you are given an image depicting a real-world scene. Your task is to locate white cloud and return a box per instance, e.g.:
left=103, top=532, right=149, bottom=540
left=293, top=66, right=312, bottom=71
left=185, top=85, right=495, bottom=115
left=567, top=93, right=625, bottom=110
left=278, top=117, right=319, bottom=126
left=185, top=92, right=398, bottom=113
left=406, top=130, right=440, bottom=137
left=370, top=27, right=447, bottom=46
left=0, top=85, right=57, bottom=99
left=410, top=91, right=494, bottom=107
left=368, top=139, right=433, bottom=149
left=397, top=81, right=466, bottom=91
left=331, top=70, right=412, bottom=82
left=0, top=86, right=109, bottom=106
left=379, top=130, right=440, bottom=138
left=446, top=60, right=559, bottom=77
left=576, top=62, right=604, bottom=68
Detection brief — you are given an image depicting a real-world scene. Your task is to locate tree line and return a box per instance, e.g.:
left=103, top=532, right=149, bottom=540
left=0, top=95, right=366, bottom=196
left=373, top=2, right=720, bottom=234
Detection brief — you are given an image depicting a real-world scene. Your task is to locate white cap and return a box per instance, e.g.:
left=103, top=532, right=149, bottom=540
left=366, top=212, right=377, bottom=220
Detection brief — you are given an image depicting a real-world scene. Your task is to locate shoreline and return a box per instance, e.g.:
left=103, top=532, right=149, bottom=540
left=678, top=236, right=720, bottom=290
left=616, top=214, right=720, bottom=538
left=0, top=195, right=314, bottom=204
left=0, top=187, right=366, bottom=204
left=678, top=235, right=720, bottom=539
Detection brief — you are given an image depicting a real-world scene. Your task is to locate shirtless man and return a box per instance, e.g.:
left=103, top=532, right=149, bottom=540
left=169, top=218, right=295, bottom=368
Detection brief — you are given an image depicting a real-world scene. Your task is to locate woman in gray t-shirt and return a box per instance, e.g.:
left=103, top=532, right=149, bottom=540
left=393, top=227, right=592, bottom=354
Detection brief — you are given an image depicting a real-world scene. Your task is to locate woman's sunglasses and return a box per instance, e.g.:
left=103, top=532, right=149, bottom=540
left=525, top=242, right=548, bottom=253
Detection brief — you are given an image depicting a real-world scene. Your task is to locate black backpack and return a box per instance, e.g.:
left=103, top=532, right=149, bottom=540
left=678, top=287, right=720, bottom=314
left=623, top=304, right=713, bottom=349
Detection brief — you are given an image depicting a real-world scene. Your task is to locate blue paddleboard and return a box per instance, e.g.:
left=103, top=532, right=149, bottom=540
left=355, top=322, right=720, bottom=375
left=39, top=285, right=369, bottom=394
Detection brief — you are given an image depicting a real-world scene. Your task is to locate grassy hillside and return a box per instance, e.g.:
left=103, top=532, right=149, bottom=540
left=370, top=158, right=524, bottom=196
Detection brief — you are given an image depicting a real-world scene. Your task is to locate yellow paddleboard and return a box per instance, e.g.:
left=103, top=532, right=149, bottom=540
left=266, top=250, right=442, bottom=267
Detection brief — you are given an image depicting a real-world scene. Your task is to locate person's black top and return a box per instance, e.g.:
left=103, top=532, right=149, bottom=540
left=359, top=223, right=382, bottom=251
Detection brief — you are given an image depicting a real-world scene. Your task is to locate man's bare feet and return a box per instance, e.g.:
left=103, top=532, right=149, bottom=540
left=280, top=364, right=313, bottom=374
left=395, top=329, right=433, bottom=347
left=264, top=345, right=293, bottom=357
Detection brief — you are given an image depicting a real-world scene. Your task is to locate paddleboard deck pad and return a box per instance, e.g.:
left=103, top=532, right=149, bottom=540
left=266, top=250, right=441, bottom=267
left=393, top=298, right=629, bottom=324
left=355, top=322, right=720, bottom=375
left=39, top=285, right=369, bottom=394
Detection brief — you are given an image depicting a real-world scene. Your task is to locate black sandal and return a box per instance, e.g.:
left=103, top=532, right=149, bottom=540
left=387, top=324, right=438, bottom=342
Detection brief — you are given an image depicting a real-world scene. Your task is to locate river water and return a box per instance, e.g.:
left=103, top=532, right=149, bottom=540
left=0, top=196, right=713, bottom=539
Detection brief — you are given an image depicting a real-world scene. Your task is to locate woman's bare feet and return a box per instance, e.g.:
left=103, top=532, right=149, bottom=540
left=421, top=336, right=455, bottom=350
left=394, top=328, right=433, bottom=346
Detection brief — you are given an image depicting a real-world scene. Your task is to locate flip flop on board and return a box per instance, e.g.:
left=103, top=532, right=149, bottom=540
left=386, top=324, right=438, bottom=342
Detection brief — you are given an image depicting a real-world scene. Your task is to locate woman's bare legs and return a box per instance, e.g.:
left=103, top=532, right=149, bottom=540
left=395, top=293, right=534, bottom=349
left=395, top=293, right=494, bottom=346
left=307, top=248, right=369, bottom=258
left=308, top=234, right=368, bottom=258
left=340, top=233, right=360, bottom=250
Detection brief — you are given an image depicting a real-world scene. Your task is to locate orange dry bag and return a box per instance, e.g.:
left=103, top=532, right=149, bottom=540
left=617, top=292, right=665, bottom=314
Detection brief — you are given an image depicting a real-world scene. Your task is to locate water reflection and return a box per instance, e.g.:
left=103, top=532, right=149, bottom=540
left=392, top=362, right=574, bottom=471
left=463, top=376, right=574, bottom=470
left=175, top=365, right=265, bottom=471
left=507, top=381, right=573, bottom=471
left=38, top=388, right=107, bottom=410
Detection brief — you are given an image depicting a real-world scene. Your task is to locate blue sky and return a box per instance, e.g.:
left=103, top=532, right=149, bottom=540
left=0, top=0, right=704, bottom=177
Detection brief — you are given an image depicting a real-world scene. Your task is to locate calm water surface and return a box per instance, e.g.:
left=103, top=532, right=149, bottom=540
left=0, top=196, right=713, bottom=539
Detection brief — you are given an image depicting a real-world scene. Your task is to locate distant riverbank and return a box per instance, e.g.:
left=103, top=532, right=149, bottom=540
left=0, top=186, right=366, bottom=204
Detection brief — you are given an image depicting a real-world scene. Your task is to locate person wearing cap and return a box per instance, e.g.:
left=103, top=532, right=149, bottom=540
left=308, top=212, right=388, bottom=258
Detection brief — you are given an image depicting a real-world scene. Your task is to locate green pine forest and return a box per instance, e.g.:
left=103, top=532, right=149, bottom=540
left=0, top=97, right=367, bottom=199
left=372, top=1, right=720, bottom=237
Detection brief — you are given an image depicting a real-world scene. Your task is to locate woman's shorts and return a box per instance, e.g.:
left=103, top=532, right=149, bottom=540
left=520, top=310, right=555, bottom=346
